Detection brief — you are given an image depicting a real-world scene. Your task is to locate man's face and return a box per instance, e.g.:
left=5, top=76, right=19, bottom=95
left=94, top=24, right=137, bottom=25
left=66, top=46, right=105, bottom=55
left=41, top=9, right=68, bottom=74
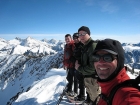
left=94, top=50, right=117, bottom=79
left=78, top=30, right=90, bottom=44
left=65, top=36, right=72, bottom=44
left=73, top=37, right=80, bottom=43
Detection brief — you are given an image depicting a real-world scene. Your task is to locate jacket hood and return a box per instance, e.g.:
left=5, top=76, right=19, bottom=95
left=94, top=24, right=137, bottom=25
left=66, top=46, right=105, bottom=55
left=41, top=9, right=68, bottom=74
left=93, top=39, right=125, bottom=82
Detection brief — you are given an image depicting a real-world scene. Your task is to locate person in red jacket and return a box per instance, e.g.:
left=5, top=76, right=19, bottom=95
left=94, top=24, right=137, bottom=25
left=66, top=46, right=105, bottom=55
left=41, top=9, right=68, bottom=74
left=63, top=34, right=78, bottom=96
left=92, top=39, right=140, bottom=105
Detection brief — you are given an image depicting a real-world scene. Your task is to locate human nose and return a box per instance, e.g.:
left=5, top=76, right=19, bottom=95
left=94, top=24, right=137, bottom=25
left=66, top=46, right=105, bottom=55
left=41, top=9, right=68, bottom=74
left=98, top=57, right=106, bottom=63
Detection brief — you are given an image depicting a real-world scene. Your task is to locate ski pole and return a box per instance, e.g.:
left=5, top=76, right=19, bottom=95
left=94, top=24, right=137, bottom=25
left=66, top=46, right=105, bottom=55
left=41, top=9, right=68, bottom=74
left=56, top=68, right=69, bottom=105
left=56, top=85, right=67, bottom=105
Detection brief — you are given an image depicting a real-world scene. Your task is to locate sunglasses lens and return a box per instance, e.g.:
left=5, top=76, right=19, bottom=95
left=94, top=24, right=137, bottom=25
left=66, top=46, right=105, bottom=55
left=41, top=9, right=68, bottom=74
left=78, top=33, right=86, bottom=36
left=93, top=55, right=100, bottom=62
left=103, top=55, right=113, bottom=62
left=93, top=54, right=115, bottom=62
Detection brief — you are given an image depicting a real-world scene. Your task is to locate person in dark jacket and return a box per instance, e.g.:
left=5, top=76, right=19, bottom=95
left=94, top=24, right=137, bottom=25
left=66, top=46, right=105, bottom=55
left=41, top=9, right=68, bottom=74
left=72, top=33, right=86, bottom=101
left=75, top=26, right=100, bottom=104
left=63, top=34, right=78, bottom=96
left=93, top=39, right=140, bottom=105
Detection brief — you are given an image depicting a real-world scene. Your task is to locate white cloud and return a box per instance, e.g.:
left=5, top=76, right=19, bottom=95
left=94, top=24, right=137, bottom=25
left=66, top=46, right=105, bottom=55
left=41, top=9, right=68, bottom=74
left=0, top=34, right=140, bottom=43
left=99, top=1, right=119, bottom=13
left=91, top=34, right=140, bottom=43
left=84, top=0, right=94, bottom=6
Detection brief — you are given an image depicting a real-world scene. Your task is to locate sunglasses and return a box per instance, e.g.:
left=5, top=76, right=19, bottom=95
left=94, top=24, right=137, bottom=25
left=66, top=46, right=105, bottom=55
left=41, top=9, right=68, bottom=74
left=78, top=33, right=87, bottom=36
left=93, top=54, right=117, bottom=62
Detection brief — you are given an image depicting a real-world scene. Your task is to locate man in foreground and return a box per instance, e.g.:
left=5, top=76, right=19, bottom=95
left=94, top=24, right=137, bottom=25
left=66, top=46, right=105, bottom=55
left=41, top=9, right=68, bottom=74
left=93, top=39, right=140, bottom=105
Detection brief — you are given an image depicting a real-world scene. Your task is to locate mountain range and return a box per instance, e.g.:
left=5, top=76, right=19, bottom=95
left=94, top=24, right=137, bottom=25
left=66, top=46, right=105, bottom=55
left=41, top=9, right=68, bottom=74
left=0, top=37, right=139, bottom=105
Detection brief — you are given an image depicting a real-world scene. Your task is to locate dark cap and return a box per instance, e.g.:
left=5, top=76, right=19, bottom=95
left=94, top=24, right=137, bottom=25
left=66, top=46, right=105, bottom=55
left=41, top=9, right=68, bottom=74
left=73, top=33, right=79, bottom=38
left=93, top=39, right=119, bottom=55
left=78, top=26, right=90, bottom=35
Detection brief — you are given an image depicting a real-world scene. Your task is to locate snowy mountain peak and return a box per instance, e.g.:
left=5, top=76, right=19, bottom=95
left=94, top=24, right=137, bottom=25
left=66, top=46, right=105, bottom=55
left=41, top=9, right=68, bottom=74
left=41, top=38, right=48, bottom=43
left=15, top=37, right=22, bottom=41
left=0, top=37, right=7, bottom=42
left=26, top=36, right=33, bottom=40
left=122, top=42, right=140, bottom=47
left=48, top=39, right=58, bottom=44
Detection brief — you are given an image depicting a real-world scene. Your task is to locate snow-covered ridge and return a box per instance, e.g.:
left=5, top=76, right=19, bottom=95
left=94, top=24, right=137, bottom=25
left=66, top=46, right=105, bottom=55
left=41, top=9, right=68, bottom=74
left=0, top=37, right=140, bottom=105
left=0, top=51, right=64, bottom=105
left=0, top=37, right=65, bottom=105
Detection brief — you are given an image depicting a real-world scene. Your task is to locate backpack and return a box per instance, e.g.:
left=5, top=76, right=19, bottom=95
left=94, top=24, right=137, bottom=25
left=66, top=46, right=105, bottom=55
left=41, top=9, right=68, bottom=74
left=95, top=75, right=140, bottom=105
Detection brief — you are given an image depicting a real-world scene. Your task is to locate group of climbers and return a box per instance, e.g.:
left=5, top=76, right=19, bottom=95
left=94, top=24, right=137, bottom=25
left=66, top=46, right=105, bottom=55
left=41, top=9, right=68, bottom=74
left=63, top=26, right=140, bottom=105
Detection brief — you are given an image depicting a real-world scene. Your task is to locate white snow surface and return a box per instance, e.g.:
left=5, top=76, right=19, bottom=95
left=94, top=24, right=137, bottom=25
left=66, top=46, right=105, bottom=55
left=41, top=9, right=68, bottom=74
left=12, top=68, right=138, bottom=105
left=123, top=46, right=140, bottom=52
left=13, top=68, right=68, bottom=105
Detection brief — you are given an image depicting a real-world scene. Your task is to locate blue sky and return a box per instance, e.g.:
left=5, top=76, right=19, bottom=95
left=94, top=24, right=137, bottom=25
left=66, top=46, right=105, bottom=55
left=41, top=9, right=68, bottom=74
left=0, top=0, right=140, bottom=43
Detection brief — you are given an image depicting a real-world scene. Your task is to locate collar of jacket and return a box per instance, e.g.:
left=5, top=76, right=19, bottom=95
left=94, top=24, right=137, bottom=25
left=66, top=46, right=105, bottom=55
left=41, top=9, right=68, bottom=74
left=98, top=67, right=130, bottom=95
left=66, top=40, right=74, bottom=46
left=84, top=37, right=92, bottom=46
